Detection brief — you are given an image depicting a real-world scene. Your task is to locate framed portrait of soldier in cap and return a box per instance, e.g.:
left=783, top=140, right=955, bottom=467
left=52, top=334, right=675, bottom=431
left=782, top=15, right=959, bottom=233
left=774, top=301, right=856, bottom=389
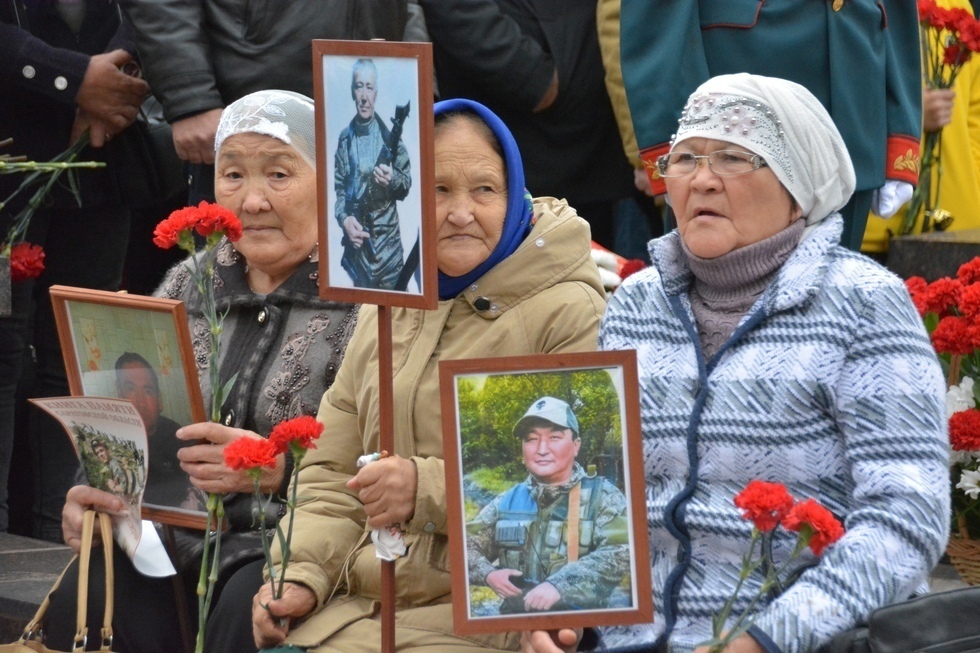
left=439, top=351, right=652, bottom=635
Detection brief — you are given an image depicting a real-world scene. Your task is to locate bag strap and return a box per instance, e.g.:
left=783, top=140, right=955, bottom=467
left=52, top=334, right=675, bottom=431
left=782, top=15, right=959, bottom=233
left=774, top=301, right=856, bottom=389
left=98, top=512, right=115, bottom=652
left=73, top=510, right=115, bottom=653
left=18, top=553, right=79, bottom=643
left=17, top=510, right=115, bottom=649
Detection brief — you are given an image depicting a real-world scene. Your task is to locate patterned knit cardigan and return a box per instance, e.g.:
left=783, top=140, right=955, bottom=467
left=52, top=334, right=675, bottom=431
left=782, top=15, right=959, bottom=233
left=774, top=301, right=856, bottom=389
left=597, top=216, right=950, bottom=653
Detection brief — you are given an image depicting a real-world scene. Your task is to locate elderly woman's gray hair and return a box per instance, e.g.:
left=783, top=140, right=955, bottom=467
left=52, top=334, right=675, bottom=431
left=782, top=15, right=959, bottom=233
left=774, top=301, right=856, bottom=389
left=214, top=90, right=316, bottom=169
left=671, top=73, right=856, bottom=225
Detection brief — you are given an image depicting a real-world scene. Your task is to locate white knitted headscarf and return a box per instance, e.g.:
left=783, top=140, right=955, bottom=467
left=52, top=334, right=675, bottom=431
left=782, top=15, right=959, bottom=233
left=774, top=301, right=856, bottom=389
left=214, top=90, right=317, bottom=169
left=671, top=73, right=856, bottom=225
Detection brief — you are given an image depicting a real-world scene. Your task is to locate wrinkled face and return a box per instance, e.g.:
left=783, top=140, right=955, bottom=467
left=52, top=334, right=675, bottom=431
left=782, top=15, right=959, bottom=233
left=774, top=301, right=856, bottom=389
left=666, top=137, right=802, bottom=258
left=522, top=426, right=581, bottom=485
left=116, top=363, right=162, bottom=435
left=215, top=133, right=318, bottom=281
left=94, top=446, right=110, bottom=463
left=434, top=119, right=508, bottom=277
left=353, top=68, right=377, bottom=121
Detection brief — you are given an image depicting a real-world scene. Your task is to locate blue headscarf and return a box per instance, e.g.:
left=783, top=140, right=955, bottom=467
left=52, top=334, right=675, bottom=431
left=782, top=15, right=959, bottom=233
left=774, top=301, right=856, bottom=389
left=434, top=99, right=534, bottom=300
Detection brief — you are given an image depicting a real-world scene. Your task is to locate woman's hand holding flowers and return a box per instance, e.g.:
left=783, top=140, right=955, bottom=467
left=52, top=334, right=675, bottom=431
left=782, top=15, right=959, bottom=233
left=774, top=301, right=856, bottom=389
left=177, top=422, right=285, bottom=494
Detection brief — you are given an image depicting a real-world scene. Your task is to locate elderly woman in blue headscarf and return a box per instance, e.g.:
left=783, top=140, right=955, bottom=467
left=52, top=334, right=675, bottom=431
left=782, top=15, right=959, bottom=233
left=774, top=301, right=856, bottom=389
left=249, top=98, right=606, bottom=652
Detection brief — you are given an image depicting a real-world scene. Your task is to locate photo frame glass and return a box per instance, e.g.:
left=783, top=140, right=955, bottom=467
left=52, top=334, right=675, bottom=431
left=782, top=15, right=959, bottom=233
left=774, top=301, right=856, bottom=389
left=314, top=40, right=436, bottom=309
left=440, top=351, right=652, bottom=634
left=50, top=286, right=209, bottom=529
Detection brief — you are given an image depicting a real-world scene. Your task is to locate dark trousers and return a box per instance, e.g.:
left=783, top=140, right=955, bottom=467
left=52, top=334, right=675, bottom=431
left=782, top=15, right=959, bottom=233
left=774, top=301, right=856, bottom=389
left=45, top=543, right=185, bottom=652
left=23, top=200, right=130, bottom=541
left=46, top=544, right=263, bottom=653
left=204, top=557, right=264, bottom=653
left=0, top=279, right=33, bottom=532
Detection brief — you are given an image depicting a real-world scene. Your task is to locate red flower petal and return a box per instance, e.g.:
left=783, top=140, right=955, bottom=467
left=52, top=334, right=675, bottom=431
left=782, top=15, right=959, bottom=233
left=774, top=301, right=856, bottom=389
left=950, top=409, right=980, bottom=451
left=268, top=415, right=324, bottom=455
left=932, top=315, right=974, bottom=355
left=924, top=277, right=963, bottom=316
left=781, top=499, right=845, bottom=556
left=958, top=258, right=980, bottom=285
left=223, top=437, right=278, bottom=471
left=733, top=480, right=796, bottom=532
left=8, top=242, right=46, bottom=282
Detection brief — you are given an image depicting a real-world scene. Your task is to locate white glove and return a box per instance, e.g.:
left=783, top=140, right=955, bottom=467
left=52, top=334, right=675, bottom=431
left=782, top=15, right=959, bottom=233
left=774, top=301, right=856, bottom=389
left=872, top=181, right=914, bottom=218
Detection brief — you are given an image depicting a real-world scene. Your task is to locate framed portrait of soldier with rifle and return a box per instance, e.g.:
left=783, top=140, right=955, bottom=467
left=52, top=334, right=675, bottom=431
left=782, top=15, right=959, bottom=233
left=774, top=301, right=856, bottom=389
left=313, top=40, right=437, bottom=309
left=439, top=351, right=653, bottom=635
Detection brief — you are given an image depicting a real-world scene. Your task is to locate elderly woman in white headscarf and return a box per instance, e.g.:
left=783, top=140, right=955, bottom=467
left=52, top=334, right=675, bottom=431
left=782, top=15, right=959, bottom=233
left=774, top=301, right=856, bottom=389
left=530, top=73, right=950, bottom=653
left=51, top=90, right=357, bottom=653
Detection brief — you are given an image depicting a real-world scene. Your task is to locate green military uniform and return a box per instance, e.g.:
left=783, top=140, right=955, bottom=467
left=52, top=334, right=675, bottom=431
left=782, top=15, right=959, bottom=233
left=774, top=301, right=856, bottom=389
left=467, top=462, right=630, bottom=613
left=619, top=0, right=922, bottom=250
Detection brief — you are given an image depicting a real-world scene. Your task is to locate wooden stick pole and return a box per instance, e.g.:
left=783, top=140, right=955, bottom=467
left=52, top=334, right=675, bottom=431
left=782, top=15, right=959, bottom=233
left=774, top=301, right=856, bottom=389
left=378, top=305, right=396, bottom=652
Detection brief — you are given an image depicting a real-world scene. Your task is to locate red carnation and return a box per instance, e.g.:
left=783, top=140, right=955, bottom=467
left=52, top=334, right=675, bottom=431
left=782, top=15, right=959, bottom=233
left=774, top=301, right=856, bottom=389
left=8, top=242, right=45, bottom=282
left=923, top=277, right=963, bottom=315
left=918, top=0, right=938, bottom=22
left=960, top=283, right=980, bottom=319
left=906, top=276, right=929, bottom=296
left=153, top=202, right=242, bottom=249
left=950, top=409, right=980, bottom=451
left=944, top=42, right=972, bottom=66
left=224, top=437, right=278, bottom=471
left=734, top=480, right=796, bottom=532
left=153, top=206, right=198, bottom=249
left=268, top=415, right=324, bottom=455
left=196, top=201, right=243, bottom=242
left=932, top=315, right=974, bottom=355
left=781, top=499, right=845, bottom=556
left=958, top=257, right=980, bottom=285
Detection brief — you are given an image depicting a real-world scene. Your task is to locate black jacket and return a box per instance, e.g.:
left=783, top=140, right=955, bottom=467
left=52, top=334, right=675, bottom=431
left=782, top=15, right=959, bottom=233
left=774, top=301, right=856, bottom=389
left=117, top=0, right=408, bottom=123
left=420, top=0, right=632, bottom=205
left=0, top=0, right=135, bottom=209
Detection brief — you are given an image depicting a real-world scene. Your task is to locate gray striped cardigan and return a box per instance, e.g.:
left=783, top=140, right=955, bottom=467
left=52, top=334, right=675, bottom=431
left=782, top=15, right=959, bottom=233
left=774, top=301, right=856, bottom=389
left=597, top=216, right=950, bottom=653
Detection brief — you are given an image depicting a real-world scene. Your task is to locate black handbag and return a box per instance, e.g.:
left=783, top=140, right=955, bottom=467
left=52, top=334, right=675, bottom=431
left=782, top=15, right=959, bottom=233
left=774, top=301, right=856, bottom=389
left=818, top=586, right=980, bottom=653
left=105, top=95, right=186, bottom=210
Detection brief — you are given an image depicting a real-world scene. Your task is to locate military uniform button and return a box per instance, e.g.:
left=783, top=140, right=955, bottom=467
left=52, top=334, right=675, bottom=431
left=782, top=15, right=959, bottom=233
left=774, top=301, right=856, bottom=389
left=22, top=65, right=35, bottom=79
left=54, top=76, right=68, bottom=90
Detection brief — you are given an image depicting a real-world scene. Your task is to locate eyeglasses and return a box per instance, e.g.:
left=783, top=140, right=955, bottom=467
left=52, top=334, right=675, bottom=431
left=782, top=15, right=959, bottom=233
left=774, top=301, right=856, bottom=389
left=656, top=150, right=768, bottom=178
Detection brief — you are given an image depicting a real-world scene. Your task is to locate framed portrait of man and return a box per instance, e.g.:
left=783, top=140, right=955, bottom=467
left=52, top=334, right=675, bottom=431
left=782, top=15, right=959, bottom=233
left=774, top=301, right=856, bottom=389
left=439, top=351, right=653, bottom=635
left=313, top=39, right=436, bottom=309
left=49, top=285, right=208, bottom=529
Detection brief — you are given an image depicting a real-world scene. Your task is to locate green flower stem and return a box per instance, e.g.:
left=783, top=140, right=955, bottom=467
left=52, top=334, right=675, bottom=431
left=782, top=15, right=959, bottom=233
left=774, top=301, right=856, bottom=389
left=195, top=493, right=222, bottom=653
left=709, top=529, right=763, bottom=652
left=1, top=134, right=95, bottom=251
left=275, top=446, right=306, bottom=601
left=709, top=530, right=811, bottom=653
left=254, top=475, right=279, bottom=599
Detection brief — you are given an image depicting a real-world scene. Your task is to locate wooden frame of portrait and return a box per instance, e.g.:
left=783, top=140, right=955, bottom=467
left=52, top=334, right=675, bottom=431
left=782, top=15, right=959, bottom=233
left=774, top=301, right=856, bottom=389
left=49, top=285, right=209, bottom=529
left=439, top=350, right=653, bottom=635
left=313, top=39, right=437, bottom=309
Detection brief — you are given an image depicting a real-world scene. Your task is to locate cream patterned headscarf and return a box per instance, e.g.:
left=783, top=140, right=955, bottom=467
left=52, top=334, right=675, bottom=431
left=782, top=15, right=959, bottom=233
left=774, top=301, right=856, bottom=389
left=671, top=73, right=855, bottom=225
left=214, top=90, right=317, bottom=169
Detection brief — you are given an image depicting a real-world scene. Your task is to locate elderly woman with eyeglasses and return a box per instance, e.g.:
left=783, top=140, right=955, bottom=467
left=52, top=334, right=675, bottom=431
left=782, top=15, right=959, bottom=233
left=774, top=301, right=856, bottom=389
left=528, top=73, right=951, bottom=653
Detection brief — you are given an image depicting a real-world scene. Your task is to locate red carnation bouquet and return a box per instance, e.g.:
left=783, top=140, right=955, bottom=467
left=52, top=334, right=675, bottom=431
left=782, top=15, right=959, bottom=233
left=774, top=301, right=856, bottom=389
left=901, top=0, right=980, bottom=234
left=905, top=258, right=980, bottom=541
left=224, top=416, right=323, bottom=608
left=154, top=201, right=242, bottom=653
left=701, top=480, right=845, bottom=653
